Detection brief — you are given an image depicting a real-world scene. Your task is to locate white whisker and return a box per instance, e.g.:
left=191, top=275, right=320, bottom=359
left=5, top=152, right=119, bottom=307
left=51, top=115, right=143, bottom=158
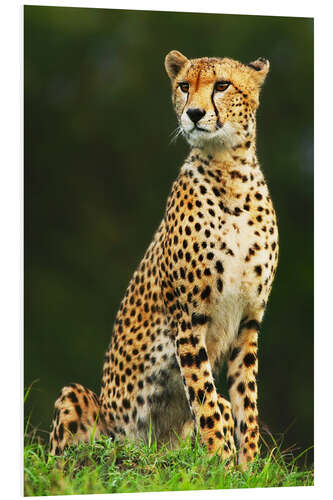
left=169, top=125, right=184, bottom=145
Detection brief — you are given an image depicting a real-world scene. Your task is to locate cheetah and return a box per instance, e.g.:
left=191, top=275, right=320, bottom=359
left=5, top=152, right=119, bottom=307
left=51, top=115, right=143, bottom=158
left=50, top=51, right=279, bottom=467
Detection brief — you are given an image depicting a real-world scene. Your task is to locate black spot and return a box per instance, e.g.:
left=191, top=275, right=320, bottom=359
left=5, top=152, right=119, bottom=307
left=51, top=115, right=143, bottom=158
left=197, top=389, right=205, bottom=404
left=200, top=416, right=206, bottom=428
left=123, top=399, right=131, bottom=409
left=217, top=279, right=223, bottom=292
left=242, top=319, right=260, bottom=332
left=243, top=352, right=256, bottom=367
left=237, top=382, right=245, bottom=394
left=201, top=286, right=211, bottom=300
left=204, top=381, right=214, bottom=392
left=192, top=313, right=208, bottom=326
left=244, top=396, right=251, bottom=409
left=248, top=381, right=256, bottom=391
left=58, top=423, right=64, bottom=441
left=188, top=386, right=195, bottom=402
left=215, top=260, right=224, bottom=273
left=195, top=348, right=208, bottom=367
left=206, top=416, right=214, bottom=429
left=68, top=391, right=78, bottom=403
left=68, top=421, right=78, bottom=434
left=136, top=396, right=145, bottom=406
left=254, top=265, right=262, bottom=276
left=215, top=431, right=222, bottom=439
left=229, top=347, right=240, bottom=361
left=75, top=404, right=82, bottom=417
left=240, top=421, right=247, bottom=434
left=180, top=352, right=194, bottom=367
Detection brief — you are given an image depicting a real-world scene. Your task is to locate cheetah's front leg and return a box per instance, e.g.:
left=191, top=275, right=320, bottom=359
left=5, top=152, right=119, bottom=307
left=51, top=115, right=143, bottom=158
left=175, top=316, right=235, bottom=462
left=227, top=319, right=261, bottom=467
left=180, top=394, right=236, bottom=458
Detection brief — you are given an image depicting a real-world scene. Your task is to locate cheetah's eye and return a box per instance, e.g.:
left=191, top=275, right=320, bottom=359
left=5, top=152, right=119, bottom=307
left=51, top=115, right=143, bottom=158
left=179, top=82, right=190, bottom=93
left=215, top=81, right=230, bottom=92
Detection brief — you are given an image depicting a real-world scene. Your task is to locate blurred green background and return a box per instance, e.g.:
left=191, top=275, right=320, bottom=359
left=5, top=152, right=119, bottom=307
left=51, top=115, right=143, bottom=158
left=24, top=6, right=313, bottom=461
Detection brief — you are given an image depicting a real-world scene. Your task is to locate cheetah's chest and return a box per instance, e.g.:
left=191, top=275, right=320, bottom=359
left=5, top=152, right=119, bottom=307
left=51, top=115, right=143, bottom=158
left=202, top=214, right=271, bottom=364
left=172, top=163, right=278, bottom=364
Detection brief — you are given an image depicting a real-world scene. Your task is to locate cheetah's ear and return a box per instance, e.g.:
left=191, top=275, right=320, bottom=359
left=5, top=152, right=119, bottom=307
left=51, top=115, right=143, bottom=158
left=247, top=57, right=270, bottom=86
left=165, top=50, right=189, bottom=80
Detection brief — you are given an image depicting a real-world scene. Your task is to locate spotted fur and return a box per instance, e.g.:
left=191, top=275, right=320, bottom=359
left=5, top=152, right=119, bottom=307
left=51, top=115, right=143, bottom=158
left=50, top=51, right=278, bottom=467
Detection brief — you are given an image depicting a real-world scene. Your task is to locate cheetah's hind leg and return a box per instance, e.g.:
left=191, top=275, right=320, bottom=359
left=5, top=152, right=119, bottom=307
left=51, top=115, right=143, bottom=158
left=49, top=383, right=110, bottom=456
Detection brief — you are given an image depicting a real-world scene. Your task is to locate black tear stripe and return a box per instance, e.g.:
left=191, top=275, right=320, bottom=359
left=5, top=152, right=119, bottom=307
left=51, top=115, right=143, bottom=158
left=181, top=88, right=190, bottom=116
left=211, top=91, right=222, bottom=129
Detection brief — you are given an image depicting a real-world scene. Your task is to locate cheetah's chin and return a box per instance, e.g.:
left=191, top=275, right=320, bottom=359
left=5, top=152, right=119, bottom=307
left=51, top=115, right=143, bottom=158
left=184, top=122, right=239, bottom=151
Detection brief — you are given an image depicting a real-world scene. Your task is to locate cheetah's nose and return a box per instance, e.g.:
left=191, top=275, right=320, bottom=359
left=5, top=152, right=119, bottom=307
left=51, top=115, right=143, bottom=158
left=186, top=108, right=206, bottom=124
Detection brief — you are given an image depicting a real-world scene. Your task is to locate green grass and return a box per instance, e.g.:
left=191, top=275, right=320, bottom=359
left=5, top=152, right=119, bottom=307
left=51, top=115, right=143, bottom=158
left=24, top=428, right=313, bottom=496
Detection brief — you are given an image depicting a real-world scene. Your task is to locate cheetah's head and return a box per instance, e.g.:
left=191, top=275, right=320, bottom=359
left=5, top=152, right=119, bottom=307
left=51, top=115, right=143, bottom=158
left=165, top=51, right=269, bottom=151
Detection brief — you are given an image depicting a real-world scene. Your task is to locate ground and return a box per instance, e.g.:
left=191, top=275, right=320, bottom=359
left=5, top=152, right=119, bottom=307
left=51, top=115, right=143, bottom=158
left=25, top=429, right=313, bottom=496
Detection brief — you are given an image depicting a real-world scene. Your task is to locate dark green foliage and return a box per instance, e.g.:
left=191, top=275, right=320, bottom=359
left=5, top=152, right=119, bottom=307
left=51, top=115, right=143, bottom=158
left=24, top=5, right=313, bottom=465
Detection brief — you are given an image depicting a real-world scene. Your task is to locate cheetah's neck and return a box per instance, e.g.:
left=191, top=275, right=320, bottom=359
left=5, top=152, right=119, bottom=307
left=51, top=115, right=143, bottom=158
left=183, top=140, right=265, bottom=203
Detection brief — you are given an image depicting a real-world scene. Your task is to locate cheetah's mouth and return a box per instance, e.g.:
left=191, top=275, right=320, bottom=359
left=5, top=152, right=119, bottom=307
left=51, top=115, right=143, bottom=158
left=184, top=121, right=239, bottom=150
left=189, top=122, right=224, bottom=135
left=192, top=125, right=209, bottom=133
